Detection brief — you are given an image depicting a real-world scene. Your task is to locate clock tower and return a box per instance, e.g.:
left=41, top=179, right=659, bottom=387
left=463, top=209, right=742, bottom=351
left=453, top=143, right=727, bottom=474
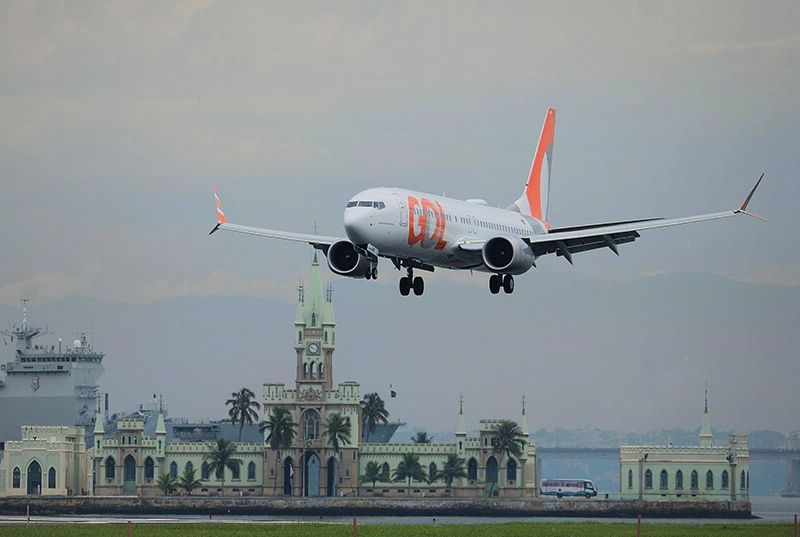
left=295, top=252, right=336, bottom=395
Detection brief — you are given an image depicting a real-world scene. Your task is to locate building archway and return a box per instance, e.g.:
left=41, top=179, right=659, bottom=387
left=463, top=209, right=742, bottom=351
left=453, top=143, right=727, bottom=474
left=327, top=456, right=337, bottom=497
left=123, top=455, right=137, bottom=493
left=27, top=460, right=42, bottom=495
left=485, top=456, right=499, bottom=496
left=305, top=452, right=320, bottom=497
left=283, top=457, right=294, bottom=496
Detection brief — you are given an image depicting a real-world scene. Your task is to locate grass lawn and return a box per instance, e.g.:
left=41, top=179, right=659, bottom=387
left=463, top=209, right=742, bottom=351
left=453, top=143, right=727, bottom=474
left=0, top=522, right=793, bottom=537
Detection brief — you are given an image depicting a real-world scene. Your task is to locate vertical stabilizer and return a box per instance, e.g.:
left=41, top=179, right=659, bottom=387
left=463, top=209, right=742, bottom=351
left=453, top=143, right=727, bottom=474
left=508, top=108, right=556, bottom=222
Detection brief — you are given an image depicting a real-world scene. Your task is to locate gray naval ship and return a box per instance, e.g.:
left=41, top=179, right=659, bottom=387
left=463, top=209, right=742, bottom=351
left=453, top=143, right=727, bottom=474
left=0, top=301, right=104, bottom=443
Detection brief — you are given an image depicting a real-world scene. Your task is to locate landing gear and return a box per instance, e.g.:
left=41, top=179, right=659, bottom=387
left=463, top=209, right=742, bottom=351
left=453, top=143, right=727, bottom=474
left=365, top=261, right=378, bottom=280
left=489, top=274, right=515, bottom=294
left=399, top=267, right=424, bottom=296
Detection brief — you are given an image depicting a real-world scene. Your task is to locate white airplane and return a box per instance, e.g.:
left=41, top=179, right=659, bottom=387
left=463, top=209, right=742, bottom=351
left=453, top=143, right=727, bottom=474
left=210, top=108, right=764, bottom=296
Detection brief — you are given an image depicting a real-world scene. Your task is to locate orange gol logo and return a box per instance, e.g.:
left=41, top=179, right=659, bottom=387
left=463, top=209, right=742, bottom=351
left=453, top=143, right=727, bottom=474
left=407, top=196, right=447, bottom=250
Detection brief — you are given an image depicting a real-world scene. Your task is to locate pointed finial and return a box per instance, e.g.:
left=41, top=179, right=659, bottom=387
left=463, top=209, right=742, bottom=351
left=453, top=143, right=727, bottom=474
left=326, top=282, right=333, bottom=303
left=705, top=382, right=708, bottom=413
left=459, top=393, right=463, bottom=414
left=297, top=282, right=304, bottom=303
left=522, top=395, right=526, bottom=415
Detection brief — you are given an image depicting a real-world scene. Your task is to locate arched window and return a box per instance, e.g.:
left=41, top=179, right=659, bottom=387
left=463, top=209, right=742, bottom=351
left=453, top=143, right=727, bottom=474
left=298, top=331, right=302, bottom=343
left=186, top=461, right=193, bottom=473
left=106, top=457, right=116, bottom=479
left=324, top=332, right=328, bottom=343
left=232, top=464, right=240, bottom=480
left=310, top=362, right=317, bottom=379
left=121, top=435, right=126, bottom=445
left=13, top=467, right=21, bottom=488
left=627, top=469, right=633, bottom=488
left=170, top=461, right=178, bottom=479
left=311, top=313, right=316, bottom=326
left=319, top=363, right=324, bottom=379
left=691, top=470, right=698, bottom=489
left=248, top=462, right=256, bottom=480
left=507, top=459, right=517, bottom=482
left=201, top=462, right=210, bottom=480
left=660, top=469, right=668, bottom=489
left=644, top=469, right=653, bottom=489
left=145, top=457, right=155, bottom=479
left=706, top=470, right=714, bottom=489
left=429, top=463, right=437, bottom=482
left=302, top=410, right=321, bottom=440
left=467, top=458, right=478, bottom=481
left=124, top=455, right=136, bottom=481
left=721, top=470, right=729, bottom=489
left=741, top=470, right=746, bottom=490
left=303, top=363, right=308, bottom=379
left=48, top=466, right=56, bottom=489
left=133, top=436, right=138, bottom=445
left=382, top=462, right=390, bottom=476
left=676, top=470, right=684, bottom=489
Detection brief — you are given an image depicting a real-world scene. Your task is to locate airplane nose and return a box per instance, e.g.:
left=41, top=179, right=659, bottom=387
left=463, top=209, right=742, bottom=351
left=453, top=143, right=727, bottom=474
left=343, top=208, right=371, bottom=244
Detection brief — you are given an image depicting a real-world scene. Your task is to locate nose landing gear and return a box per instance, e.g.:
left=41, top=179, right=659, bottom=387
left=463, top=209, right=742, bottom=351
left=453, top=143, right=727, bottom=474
left=489, top=274, right=514, bottom=294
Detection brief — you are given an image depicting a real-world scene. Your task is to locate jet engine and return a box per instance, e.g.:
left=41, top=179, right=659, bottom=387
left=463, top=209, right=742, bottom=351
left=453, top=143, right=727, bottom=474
left=482, top=236, right=535, bottom=275
left=327, top=240, right=370, bottom=278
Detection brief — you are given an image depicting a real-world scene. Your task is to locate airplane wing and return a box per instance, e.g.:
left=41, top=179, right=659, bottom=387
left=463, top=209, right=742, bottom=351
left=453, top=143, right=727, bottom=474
left=208, top=189, right=342, bottom=252
left=525, top=175, right=765, bottom=264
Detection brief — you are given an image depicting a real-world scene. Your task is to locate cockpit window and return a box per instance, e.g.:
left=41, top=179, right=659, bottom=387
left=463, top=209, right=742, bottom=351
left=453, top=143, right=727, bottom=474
left=347, top=201, right=386, bottom=209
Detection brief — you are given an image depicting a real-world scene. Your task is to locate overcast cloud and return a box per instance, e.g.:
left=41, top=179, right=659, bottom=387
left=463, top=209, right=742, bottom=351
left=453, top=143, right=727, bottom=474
left=1, top=2, right=798, bottom=432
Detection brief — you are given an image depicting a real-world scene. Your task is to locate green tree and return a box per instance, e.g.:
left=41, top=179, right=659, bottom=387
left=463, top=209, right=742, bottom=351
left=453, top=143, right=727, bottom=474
left=359, top=460, right=390, bottom=488
left=360, top=392, right=389, bottom=442
left=411, top=431, right=433, bottom=443
left=226, top=387, right=261, bottom=442
left=392, top=452, right=428, bottom=493
left=204, top=438, right=242, bottom=496
left=156, top=472, right=178, bottom=495
left=259, top=405, right=297, bottom=496
left=439, top=453, right=468, bottom=495
left=323, top=412, right=352, bottom=455
left=323, top=412, right=352, bottom=497
left=178, top=467, right=203, bottom=495
left=490, top=420, right=526, bottom=492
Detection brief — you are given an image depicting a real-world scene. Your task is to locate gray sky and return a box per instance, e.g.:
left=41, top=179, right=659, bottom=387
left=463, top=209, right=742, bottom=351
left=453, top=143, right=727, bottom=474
left=1, top=2, right=799, bottom=432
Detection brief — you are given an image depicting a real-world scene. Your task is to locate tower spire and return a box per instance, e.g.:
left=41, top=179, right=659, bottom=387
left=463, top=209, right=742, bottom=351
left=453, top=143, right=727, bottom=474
left=699, top=384, right=713, bottom=447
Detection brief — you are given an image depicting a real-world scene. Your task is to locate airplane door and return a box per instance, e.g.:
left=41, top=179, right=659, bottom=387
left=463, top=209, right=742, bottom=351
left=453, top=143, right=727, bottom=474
left=393, top=194, right=408, bottom=227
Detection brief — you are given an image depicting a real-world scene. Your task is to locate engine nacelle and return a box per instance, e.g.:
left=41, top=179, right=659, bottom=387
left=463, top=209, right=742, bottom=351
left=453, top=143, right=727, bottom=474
left=482, top=236, right=535, bottom=275
left=327, top=240, right=370, bottom=278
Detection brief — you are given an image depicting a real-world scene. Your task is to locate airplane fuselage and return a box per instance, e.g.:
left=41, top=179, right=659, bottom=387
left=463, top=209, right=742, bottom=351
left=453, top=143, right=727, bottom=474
left=343, top=187, right=548, bottom=272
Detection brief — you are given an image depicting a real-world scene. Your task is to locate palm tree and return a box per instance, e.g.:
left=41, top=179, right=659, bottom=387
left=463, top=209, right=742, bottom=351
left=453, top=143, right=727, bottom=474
left=324, top=412, right=352, bottom=454
left=156, top=472, right=178, bottom=495
left=226, top=387, right=261, bottom=442
left=360, top=392, right=389, bottom=442
left=392, top=452, right=427, bottom=493
left=205, top=438, right=242, bottom=496
left=490, top=420, right=526, bottom=492
left=411, top=431, right=433, bottom=443
left=323, top=412, right=352, bottom=497
left=178, top=467, right=203, bottom=495
left=259, top=405, right=297, bottom=496
left=439, top=454, right=468, bottom=496
left=359, top=460, right=390, bottom=488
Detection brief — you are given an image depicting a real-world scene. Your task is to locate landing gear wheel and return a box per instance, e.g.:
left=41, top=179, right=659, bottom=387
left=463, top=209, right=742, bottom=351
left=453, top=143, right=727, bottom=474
left=489, top=274, right=501, bottom=294
left=503, top=274, right=515, bottom=294
left=365, top=268, right=372, bottom=280
left=412, top=276, right=424, bottom=296
left=371, top=265, right=378, bottom=280
left=399, top=277, right=410, bottom=296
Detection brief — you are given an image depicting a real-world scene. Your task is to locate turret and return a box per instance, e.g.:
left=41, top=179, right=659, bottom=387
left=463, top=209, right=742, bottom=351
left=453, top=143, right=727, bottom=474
left=155, top=396, right=167, bottom=455
left=699, top=387, right=713, bottom=447
left=93, top=398, right=105, bottom=451
left=455, top=395, right=467, bottom=454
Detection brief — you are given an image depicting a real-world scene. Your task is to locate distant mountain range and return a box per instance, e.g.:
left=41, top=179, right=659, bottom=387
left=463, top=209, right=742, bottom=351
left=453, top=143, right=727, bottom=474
left=2, top=271, right=797, bottom=435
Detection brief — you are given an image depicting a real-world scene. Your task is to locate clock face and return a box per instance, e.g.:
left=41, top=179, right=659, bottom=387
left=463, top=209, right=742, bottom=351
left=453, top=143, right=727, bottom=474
left=307, top=343, right=320, bottom=355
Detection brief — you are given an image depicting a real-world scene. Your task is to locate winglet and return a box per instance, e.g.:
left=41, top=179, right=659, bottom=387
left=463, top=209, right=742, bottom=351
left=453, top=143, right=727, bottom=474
left=214, top=188, right=227, bottom=224
left=735, top=174, right=767, bottom=221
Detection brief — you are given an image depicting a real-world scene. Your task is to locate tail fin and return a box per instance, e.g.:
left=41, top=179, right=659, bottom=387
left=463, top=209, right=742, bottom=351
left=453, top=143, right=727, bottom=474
left=509, top=108, right=556, bottom=222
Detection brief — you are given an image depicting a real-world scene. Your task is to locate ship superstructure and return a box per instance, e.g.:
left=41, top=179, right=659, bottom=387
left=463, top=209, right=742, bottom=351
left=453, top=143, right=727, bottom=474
left=0, top=301, right=104, bottom=443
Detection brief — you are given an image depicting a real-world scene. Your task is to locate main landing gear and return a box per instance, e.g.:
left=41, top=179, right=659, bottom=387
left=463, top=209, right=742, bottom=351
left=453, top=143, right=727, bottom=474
left=489, top=274, right=514, bottom=294
left=399, top=267, right=424, bottom=296
left=365, top=261, right=378, bottom=280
